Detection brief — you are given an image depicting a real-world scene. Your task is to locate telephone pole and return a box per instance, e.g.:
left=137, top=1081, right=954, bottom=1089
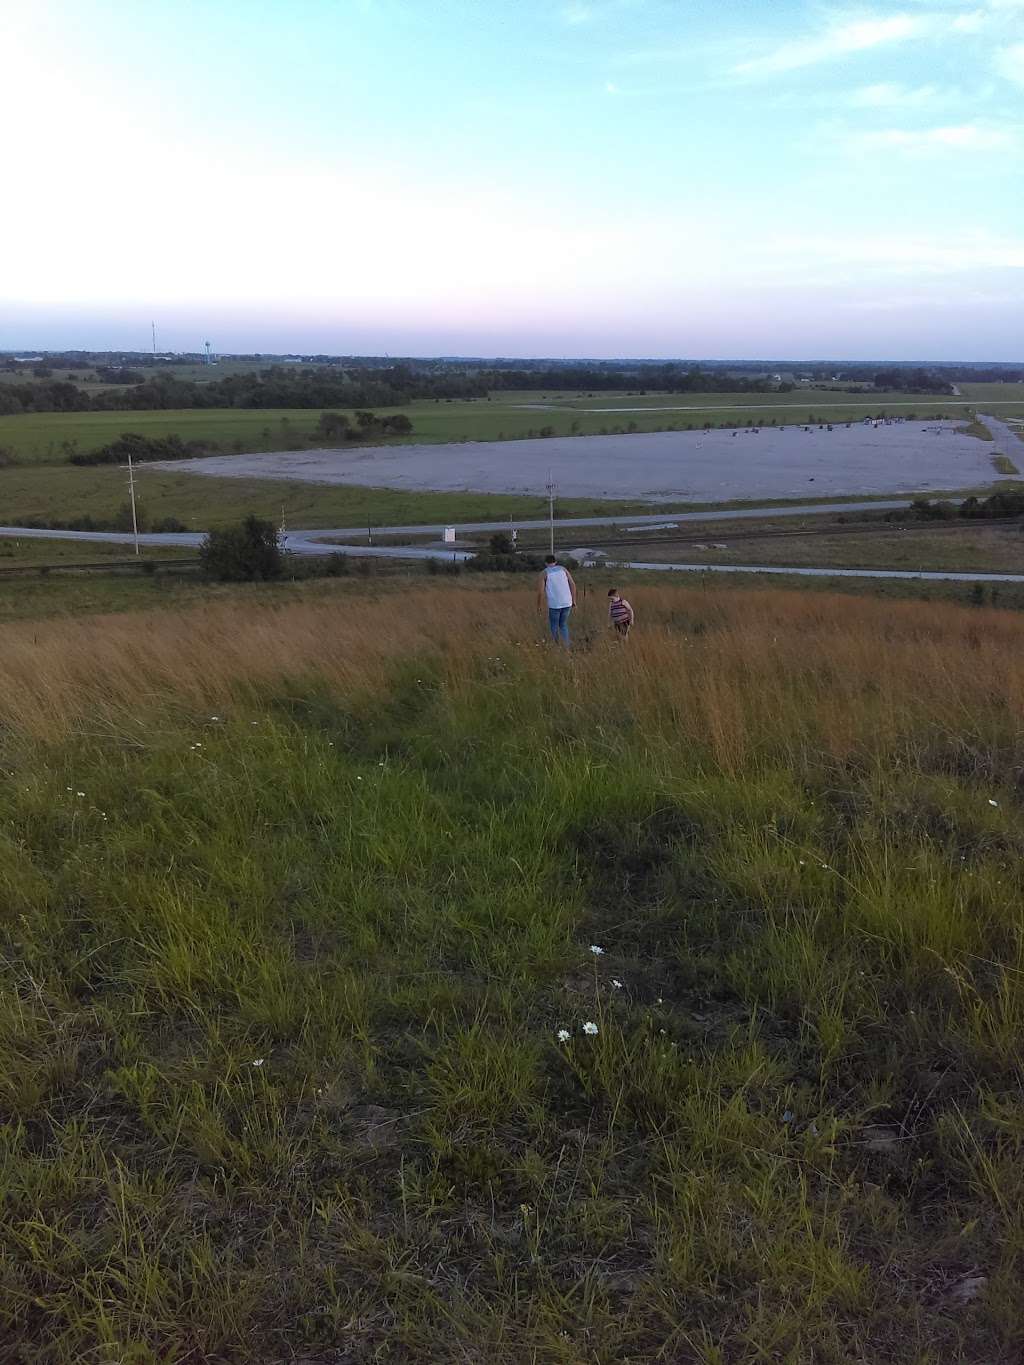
left=545, top=470, right=556, bottom=555
left=124, top=451, right=140, bottom=556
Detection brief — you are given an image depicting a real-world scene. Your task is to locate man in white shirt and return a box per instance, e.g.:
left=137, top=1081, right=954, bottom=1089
left=537, top=555, right=577, bottom=647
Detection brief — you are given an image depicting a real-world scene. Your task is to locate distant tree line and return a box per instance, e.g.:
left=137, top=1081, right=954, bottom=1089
left=4, top=354, right=1021, bottom=417
left=894, top=490, right=1024, bottom=522
left=868, top=368, right=954, bottom=394
left=65, top=412, right=416, bottom=466
left=0, top=362, right=790, bottom=416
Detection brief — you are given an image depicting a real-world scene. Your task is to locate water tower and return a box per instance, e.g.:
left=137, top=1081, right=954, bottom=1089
left=204, top=340, right=213, bottom=365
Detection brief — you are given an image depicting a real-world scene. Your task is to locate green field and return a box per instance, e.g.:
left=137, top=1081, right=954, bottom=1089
left=0, top=389, right=985, bottom=467
left=2, top=580, right=1024, bottom=1360
left=957, top=382, right=1024, bottom=406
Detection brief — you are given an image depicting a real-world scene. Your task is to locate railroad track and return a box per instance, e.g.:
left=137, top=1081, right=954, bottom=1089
left=500, top=516, right=1024, bottom=552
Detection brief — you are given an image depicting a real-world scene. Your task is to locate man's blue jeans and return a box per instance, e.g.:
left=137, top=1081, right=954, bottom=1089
left=548, top=605, right=572, bottom=645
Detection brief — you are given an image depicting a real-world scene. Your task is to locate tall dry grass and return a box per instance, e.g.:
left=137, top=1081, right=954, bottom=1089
left=4, top=582, right=1023, bottom=773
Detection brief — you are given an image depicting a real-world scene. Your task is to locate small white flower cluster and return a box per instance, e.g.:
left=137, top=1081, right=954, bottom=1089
left=555, top=1022, right=599, bottom=1041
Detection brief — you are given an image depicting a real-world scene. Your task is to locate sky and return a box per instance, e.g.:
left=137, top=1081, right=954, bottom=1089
left=1, top=0, right=1022, bottom=359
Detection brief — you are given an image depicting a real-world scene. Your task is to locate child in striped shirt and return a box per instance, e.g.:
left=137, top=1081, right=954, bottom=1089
left=607, top=588, right=634, bottom=637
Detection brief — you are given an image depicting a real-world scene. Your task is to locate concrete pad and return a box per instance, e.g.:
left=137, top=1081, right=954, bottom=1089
left=158, top=422, right=994, bottom=503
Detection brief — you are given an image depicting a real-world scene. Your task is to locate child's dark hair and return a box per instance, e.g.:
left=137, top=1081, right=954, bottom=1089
left=607, top=588, right=618, bottom=596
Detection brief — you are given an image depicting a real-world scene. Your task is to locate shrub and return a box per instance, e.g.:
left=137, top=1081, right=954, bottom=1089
left=199, top=515, right=284, bottom=582
left=317, top=411, right=351, bottom=441
left=70, top=432, right=200, bottom=466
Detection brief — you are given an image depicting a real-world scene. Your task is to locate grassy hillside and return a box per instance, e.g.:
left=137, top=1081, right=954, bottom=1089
left=2, top=583, right=1023, bottom=1361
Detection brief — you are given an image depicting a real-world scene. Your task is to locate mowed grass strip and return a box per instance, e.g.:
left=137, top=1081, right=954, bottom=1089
left=1, top=583, right=1023, bottom=1361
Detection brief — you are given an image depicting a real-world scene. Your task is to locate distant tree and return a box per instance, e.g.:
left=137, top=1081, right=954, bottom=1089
left=317, top=411, right=351, bottom=440
left=381, top=413, right=413, bottom=434
left=199, top=515, right=284, bottom=581
left=489, top=532, right=513, bottom=554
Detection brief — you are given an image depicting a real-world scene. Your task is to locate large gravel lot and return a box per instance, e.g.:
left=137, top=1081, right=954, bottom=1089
left=159, top=422, right=995, bottom=502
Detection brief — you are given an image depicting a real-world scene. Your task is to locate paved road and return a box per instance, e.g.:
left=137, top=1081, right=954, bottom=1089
left=0, top=525, right=475, bottom=561
left=514, top=398, right=1022, bottom=414
left=980, top=412, right=1024, bottom=455
left=0, top=527, right=205, bottom=549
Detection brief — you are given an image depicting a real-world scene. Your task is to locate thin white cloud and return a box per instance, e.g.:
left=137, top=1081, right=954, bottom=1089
left=561, top=2, right=594, bottom=24
left=605, top=81, right=621, bottom=93
left=848, top=81, right=948, bottom=107
left=733, top=14, right=924, bottom=76
left=951, top=10, right=990, bottom=31
left=993, top=41, right=1024, bottom=84
left=850, top=122, right=1017, bottom=150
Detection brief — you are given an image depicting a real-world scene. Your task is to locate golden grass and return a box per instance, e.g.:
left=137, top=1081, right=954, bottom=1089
left=5, top=582, right=1023, bottom=771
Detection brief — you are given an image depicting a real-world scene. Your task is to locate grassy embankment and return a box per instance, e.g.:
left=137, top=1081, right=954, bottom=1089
left=596, top=522, right=1024, bottom=575
left=0, top=537, right=193, bottom=569
left=2, top=581, right=1024, bottom=1361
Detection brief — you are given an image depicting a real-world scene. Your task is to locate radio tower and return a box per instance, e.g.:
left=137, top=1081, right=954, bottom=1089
left=151, top=321, right=157, bottom=355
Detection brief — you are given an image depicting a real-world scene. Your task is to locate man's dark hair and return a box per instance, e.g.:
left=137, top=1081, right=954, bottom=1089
left=544, top=555, right=557, bottom=564
left=607, top=588, right=618, bottom=596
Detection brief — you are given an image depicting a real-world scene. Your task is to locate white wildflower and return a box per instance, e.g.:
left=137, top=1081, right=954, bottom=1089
left=611, top=979, right=623, bottom=989
left=589, top=945, right=604, bottom=956
left=76, top=791, right=85, bottom=797
left=251, top=1058, right=265, bottom=1068
left=988, top=799, right=999, bottom=807
left=556, top=1028, right=571, bottom=1043
left=582, top=1021, right=599, bottom=1036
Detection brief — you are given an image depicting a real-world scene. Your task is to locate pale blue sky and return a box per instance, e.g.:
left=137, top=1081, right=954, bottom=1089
left=2, top=0, right=1022, bottom=357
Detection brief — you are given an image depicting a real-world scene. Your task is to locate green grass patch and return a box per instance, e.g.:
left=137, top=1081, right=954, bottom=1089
left=992, top=454, right=1020, bottom=476
left=1, top=585, right=1024, bottom=1358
